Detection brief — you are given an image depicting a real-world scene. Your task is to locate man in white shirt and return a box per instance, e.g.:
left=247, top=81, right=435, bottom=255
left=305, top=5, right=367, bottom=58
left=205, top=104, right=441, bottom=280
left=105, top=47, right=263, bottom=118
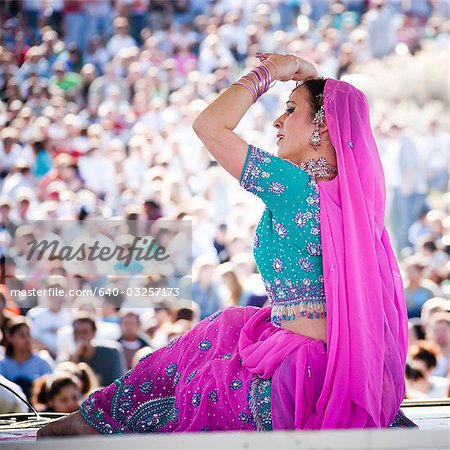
left=106, top=17, right=137, bottom=58
left=26, top=277, right=73, bottom=359
left=420, top=120, right=450, bottom=193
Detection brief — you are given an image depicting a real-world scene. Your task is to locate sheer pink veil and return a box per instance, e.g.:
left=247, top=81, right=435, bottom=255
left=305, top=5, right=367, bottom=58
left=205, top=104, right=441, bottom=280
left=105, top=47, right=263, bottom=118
left=315, top=78, right=408, bottom=428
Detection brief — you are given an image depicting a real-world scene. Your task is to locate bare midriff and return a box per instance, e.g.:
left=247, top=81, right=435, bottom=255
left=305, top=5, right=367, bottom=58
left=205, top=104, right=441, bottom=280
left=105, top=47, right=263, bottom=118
left=281, top=316, right=327, bottom=345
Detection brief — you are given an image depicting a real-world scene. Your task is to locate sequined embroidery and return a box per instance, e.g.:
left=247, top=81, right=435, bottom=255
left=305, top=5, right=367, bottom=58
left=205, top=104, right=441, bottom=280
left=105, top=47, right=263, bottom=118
left=208, top=310, right=223, bottom=321
left=192, top=393, right=201, bottom=406
left=248, top=376, right=273, bottom=431
left=126, top=396, right=177, bottom=432
left=173, top=372, right=181, bottom=387
left=139, top=381, right=154, bottom=394
left=199, top=340, right=212, bottom=350
left=266, top=277, right=327, bottom=325
left=239, top=412, right=251, bottom=423
left=239, top=144, right=327, bottom=327
left=165, top=363, right=177, bottom=378
left=230, top=379, right=243, bottom=390
left=208, top=390, right=218, bottom=403
left=186, top=370, right=197, bottom=384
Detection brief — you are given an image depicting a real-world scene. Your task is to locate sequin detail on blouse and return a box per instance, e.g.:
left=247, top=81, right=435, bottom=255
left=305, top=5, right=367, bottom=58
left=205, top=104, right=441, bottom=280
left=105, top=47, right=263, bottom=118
left=239, top=145, right=327, bottom=326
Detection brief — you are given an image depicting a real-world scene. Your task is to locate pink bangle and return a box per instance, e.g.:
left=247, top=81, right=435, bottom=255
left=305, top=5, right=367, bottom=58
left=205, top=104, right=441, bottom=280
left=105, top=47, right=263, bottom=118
left=262, top=59, right=278, bottom=82
left=231, top=61, right=278, bottom=103
left=253, top=66, right=267, bottom=93
left=258, top=64, right=271, bottom=91
left=232, top=81, right=256, bottom=102
left=232, top=79, right=258, bottom=102
left=242, top=74, right=259, bottom=101
left=253, top=65, right=271, bottom=94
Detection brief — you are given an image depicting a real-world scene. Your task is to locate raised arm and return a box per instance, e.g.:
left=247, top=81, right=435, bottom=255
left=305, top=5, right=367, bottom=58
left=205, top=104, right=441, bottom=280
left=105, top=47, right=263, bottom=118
left=192, top=54, right=309, bottom=180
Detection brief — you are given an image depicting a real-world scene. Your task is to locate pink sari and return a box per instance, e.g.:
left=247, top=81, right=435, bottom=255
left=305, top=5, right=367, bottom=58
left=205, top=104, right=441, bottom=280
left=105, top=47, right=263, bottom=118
left=79, top=79, right=409, bottom=433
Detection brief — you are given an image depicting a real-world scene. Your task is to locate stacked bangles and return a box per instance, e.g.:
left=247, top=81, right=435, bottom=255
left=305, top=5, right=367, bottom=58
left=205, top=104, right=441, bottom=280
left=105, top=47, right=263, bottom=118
left=231, top=59, right=279, bottom=103
left=231, top=55, right=300, bottom=103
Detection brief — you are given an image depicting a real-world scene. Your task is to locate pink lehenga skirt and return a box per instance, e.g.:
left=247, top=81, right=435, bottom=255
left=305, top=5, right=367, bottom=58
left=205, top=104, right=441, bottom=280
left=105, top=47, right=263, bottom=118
left=79, top=306, right=416, bottom=433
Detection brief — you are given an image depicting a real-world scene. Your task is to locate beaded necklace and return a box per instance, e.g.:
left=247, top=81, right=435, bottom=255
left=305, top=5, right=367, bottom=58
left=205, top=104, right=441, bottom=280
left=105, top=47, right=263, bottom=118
left=299, top=157, right=338, bottom=181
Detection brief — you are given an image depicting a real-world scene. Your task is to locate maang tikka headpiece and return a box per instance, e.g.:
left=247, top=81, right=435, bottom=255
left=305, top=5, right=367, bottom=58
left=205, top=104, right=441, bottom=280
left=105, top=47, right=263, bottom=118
left=310, top=93, right=325, bottom=151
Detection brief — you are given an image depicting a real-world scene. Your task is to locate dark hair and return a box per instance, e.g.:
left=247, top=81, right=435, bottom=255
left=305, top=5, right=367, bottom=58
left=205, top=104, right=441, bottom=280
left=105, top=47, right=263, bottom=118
left=405, top=363, right=425, bottom=382
left=422, top=240, right=437, bottom=253
left=295, top=78, right=327, bottom=120
left=55, top=361, right=98, bottom=396
left=33, top=373, right=78, bottom=407
left=5, top=316, right=31, bottom=357
left=119, top=310, right=140, bottom=323
left=175, top=307, right=195, bottom=322
left=409, top=317, right=426, bottom=340
left=73, top=312, right=97, bottom=332
left=102, top=287, right=124, bottom=309
left=410, top=340, right=439, bottom=370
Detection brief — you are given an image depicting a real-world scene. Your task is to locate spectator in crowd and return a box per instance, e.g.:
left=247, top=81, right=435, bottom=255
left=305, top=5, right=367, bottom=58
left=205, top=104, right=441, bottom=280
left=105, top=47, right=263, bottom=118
left=31, top=139, right=53, bottom=179
left=405, top=362, right=428, bottom=399
left=26, top=277, right=73, bottom=359
left=56, top=298, right=121, bottom=361
left=408, top=340, right=449, bottom=398
left=388, top=123, right=428, bottom=251
left=403, top=256, right=441, bottom=318
left=428, top=312, right=450, bottom=378
left=408, top=207, right=431, bottom=250
left=64, top=0, right=87, bottom=51
left=144, top=301, right=176, bottom=349
left=420, top=296, right=449, bottom=337
left=191, top=254, right=224, bottom=320
left=0, top=287, right=17, bottom=346
left=32, top=372, right=81, bottom=413
left=0, top=316, right=53, bottom=399
left=68, top=313, right=126, bottom=387
left=84, top=0, right=112, bottom=44
left=117, top=310, right=151, bottom=370
left=364, top=0, right=400, bottom=58
left=217, top=261, right=252, bottom=306
left=0, top=127, right=22, bottom=180
left=106, top=17, right=136, bottom=59
left=55, top=360, right=98, bottom=401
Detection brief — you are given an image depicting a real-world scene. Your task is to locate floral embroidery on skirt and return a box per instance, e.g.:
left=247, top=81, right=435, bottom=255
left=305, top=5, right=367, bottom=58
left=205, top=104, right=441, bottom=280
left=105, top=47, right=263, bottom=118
left=79, top=306, right=417, bottom=434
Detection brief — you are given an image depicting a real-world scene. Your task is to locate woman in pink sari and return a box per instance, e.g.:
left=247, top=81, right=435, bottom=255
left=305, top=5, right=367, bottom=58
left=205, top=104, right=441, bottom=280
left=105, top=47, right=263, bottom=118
left=38, top=53, right=416, bottom=437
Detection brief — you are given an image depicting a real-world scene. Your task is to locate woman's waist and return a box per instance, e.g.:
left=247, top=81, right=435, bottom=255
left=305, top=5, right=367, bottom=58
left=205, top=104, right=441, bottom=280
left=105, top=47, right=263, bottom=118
left=279, top=316, right=327, bottom=345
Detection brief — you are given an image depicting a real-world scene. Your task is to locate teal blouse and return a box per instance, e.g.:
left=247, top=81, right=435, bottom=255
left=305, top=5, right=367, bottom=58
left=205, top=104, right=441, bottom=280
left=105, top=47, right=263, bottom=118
left=239, top=144, right=326, bottom=327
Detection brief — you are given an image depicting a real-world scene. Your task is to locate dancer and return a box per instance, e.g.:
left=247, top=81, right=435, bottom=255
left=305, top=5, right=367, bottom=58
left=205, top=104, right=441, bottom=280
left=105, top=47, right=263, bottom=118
left=38, top=53, right=416, bottom=436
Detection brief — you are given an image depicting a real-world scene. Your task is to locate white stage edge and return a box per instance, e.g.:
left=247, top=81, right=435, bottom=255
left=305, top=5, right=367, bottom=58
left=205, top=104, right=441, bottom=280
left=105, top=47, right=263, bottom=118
left=0, top=428, right=448, bottom=450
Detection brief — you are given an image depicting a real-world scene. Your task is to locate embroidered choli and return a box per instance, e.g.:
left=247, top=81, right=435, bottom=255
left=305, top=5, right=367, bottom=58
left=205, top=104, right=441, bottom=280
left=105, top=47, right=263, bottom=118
left=239, top=144, right=326, bottom=327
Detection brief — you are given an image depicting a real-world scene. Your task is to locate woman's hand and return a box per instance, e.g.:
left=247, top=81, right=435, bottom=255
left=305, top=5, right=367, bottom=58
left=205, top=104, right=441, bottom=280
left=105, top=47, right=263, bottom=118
left=37, top=411, right=100, bottom=438
left=256, top=53, right=318, bottom=82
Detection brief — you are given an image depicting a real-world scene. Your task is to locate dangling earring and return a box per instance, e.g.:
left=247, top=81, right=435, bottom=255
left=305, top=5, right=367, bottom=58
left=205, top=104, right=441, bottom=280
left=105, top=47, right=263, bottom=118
left=309, top=104, right=325, bottom=151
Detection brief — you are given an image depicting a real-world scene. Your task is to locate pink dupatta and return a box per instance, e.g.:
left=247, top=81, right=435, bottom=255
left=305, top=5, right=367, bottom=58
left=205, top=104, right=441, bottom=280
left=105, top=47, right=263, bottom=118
left=240, top=78, right=408, bottom=430
left=314, top=78, right=408, bottom=428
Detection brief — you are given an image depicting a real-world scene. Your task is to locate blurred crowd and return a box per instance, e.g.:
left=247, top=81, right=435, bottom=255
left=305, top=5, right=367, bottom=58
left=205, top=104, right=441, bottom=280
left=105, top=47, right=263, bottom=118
left=0, top=0, right=449, bottom=414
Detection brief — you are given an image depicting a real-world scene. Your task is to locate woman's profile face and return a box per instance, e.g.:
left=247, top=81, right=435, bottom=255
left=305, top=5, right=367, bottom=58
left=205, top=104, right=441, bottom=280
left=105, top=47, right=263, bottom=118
left=273, top=86, right=316, bottom=162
